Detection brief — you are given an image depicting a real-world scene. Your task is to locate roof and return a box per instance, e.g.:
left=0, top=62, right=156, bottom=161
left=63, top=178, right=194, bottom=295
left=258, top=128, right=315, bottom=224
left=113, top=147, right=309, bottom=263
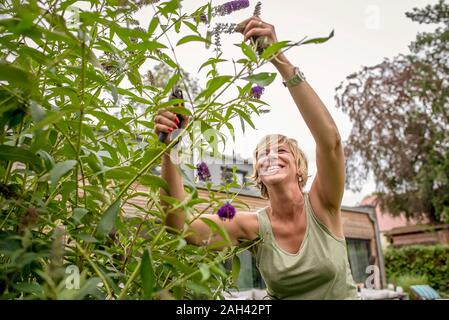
left=384, top=223, right=449, bottom=236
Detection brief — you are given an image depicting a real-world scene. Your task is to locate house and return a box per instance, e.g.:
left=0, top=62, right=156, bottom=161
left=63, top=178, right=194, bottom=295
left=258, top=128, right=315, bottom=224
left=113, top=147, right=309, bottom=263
left=361, top=196, right=449, bottom=247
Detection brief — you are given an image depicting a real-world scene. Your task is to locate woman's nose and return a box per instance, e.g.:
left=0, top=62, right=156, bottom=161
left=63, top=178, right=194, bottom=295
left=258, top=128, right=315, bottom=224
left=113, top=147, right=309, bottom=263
left=267, top=153, right=278, bottom=162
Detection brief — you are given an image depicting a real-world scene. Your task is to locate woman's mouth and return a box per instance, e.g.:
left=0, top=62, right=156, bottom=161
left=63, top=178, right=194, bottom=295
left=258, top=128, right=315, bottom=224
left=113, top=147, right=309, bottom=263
left=261, top=165, right=283, bottom=175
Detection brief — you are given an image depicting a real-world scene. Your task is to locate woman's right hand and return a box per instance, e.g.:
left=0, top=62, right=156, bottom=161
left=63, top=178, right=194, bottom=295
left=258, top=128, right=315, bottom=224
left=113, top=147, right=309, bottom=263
left=154, top=110, right=188, bottom=144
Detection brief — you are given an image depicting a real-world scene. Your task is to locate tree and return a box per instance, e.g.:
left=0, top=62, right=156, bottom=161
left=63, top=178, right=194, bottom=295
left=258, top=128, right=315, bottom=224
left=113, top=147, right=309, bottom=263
left=335, top=0, right=449, bottom=222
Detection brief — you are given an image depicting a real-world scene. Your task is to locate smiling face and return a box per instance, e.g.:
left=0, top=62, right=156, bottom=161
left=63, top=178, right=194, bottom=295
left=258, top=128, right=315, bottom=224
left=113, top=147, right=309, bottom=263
left=256, top=143, right=296, bottom=181
left=251, top=134, right=308, bottom=199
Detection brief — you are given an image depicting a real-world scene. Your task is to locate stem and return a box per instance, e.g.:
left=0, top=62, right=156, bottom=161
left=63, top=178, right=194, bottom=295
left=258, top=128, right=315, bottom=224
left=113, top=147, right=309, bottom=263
left=4, top=117, right=25, bottom=183
left=75, top=39, right=87, bottom=208
left=120, top=200, right=154, bottom=272
left=0, top=206, right=15, bottom=229
left=72, top=239, right=114, bottom=299
left=117, top=259, right=141, bottom=300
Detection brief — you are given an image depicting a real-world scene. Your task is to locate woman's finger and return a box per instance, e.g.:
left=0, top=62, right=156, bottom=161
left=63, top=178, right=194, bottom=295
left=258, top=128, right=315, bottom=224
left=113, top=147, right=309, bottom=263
left=244, top=28, right=271, bottom=42
left=242, top=18, right=265, bottom=36
left=155, top=123, right=174, bottom=135
left=155, top=114, right=178, bottom=130
left=236, top=16, right=260, bottom=32
left=158, top=110, right=178, bottom=122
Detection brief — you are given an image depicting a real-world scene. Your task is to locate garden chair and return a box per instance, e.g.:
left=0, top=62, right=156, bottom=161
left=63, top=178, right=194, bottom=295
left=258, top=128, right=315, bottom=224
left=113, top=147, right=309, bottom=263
left=409, top=285, right=441, bottom=300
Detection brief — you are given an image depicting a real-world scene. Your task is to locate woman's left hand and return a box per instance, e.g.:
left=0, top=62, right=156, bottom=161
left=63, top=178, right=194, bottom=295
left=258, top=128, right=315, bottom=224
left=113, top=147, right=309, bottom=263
left=237, top=16, right=280, bottom=55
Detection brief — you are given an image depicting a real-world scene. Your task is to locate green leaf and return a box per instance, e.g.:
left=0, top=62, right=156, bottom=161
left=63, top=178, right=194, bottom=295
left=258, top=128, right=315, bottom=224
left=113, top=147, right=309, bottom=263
left=115, top=132, right=129, bottom=159
left=73, top=208, right=89, bottom=224
left=242, top=72, right=277, bottom=86
left=49, top=160, right=77, bottom=187
left=139, top=174, right=168, bottom=192
left=176, top=35, right=210, bottom=46
left=198, top=57, right=227, bottom=72
left=199, top=263, right=210, bottom=282
left=156, top=98, right=185, bottom=110
left=77, top=233, right=98, bottom=243
left=104, top=166, right=136, bottom=180
left=0, top=63, right=33, bottom=89
left=302, top=30, right=335, bottom=45
left=163, top=73, right=181, bottom=95
left=0, top=145, right=41, bottom=168
left=13, top=282, right=44, bottom=297
left=260, top=40, right=290, bottom=60
left=159, top=0, right=180, bottom=17
left=19, top=47, right=52, bottom=65
left=88, top=111, right=131, bottom=133
left=200, top=217, right=231, bottom=245
left=176, top=237, right=187, bottom=250
left=141, top=248, right=155, bottom=299
left=195, top=76, right=232, bottom=101
left=157, top=51, right=178, bottom=69
left=235, top=108, right=255, bottom=129
left=231, top=254, right=241, bottom=283
left=33, top=111, right=65, bottom=131
left=36, top=150, right=55, bottom=171
left=160, top=255, right=195, bottom=274
left=183, top=20, right=198, bottom=33
left=240, top=42, right=257, bottom=62
left=97, top=200, right=121, bottom=237
left=127, top=68, right=143, bottom=94
left=148, top=17, right=159, bottom=35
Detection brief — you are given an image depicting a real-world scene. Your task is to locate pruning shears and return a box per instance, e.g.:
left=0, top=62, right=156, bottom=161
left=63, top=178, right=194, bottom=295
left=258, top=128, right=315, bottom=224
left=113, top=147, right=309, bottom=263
left=158, top=85, right=185, bottom=143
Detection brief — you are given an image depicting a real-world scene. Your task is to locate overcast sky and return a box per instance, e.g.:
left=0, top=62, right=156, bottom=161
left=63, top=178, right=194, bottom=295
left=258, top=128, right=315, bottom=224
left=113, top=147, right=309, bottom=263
left=136, top=0, right=438, bottom=206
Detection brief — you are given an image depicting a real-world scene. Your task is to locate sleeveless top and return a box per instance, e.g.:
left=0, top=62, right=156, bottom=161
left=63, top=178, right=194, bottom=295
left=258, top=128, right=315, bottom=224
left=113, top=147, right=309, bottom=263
left=255, top=193, right=358, bottom=300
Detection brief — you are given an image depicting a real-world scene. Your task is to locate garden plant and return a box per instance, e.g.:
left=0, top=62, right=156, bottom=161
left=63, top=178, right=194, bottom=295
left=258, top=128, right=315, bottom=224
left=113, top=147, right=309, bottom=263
left=0, top=0, right=333, bottom=299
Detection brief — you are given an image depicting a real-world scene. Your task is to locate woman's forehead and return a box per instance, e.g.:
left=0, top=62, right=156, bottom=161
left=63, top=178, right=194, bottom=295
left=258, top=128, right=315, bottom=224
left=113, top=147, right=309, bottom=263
left=256, top=140, right=289, bottom=154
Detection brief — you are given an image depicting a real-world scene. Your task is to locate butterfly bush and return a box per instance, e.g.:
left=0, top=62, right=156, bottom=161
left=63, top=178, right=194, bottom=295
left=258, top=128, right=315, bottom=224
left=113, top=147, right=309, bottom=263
left=217, top=202, right=237, bottom=221
left=196, top=162, right=211, bottom=182
left=0, top=0, right=333, bottom=300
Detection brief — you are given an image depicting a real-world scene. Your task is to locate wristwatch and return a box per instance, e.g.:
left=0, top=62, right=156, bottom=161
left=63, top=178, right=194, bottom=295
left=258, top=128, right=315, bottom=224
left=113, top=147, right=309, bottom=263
left=282, top=66, right=306, bottom=87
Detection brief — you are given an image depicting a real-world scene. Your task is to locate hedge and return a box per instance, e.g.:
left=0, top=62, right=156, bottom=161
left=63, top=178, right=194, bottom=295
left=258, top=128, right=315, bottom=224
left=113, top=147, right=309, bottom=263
left=384, top=245, right=449, bottom=294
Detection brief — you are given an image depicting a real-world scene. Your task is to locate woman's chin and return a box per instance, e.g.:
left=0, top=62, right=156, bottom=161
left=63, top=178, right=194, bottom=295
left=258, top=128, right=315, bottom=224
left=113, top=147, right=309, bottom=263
left=261, top=172, right=287, bottom=185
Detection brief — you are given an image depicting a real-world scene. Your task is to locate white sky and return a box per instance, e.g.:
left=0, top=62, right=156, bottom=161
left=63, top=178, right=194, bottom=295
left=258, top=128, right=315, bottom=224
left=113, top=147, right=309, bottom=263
left=135, top=0, right=439, bottom=206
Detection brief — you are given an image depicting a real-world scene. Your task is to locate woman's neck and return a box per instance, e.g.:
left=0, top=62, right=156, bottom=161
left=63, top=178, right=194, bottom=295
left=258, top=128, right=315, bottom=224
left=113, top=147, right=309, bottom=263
left=267, top=184, right=304, bottom=221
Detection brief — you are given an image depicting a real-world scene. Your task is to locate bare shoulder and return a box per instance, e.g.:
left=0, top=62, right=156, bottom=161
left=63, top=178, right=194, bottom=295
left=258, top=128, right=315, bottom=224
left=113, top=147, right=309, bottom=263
left=234, top=210, right=260, bottom=241
left=307, top=190, right=344, bottom=238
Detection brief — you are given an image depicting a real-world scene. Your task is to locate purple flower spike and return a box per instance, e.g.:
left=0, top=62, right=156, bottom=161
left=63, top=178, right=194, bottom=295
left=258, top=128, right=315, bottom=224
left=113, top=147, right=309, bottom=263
left=251, top=85, right=265, bottom=99
left=196, top=162, right=211, bottom=182
left=217, top=202, right=236, bottom=221
left=213, top=0, right=250, bottom=17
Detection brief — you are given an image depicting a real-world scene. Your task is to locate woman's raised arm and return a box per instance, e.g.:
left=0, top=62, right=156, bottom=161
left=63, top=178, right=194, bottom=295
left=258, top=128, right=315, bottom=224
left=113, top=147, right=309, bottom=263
left=240, top=17, right=345, bottom=213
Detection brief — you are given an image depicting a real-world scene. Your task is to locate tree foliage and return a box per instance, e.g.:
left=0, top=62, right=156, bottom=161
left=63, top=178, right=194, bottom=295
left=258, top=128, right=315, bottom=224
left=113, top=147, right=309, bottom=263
left=335, top=0, right=449, bottom=222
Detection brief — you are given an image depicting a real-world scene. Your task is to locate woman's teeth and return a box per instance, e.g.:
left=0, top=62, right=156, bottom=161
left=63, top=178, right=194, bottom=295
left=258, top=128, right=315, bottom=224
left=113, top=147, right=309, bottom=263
left=266, top=166, right=280, bottom=172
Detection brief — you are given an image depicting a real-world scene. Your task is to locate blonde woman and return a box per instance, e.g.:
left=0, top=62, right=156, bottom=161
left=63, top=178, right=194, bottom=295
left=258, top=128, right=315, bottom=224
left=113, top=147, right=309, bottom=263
left=154, top=16, right=358, bottom=300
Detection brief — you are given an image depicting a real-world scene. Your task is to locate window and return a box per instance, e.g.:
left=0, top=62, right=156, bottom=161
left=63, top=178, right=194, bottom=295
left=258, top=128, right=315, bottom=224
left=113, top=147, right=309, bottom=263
left=346, top=238, right=371, bottom=284
left=224, top=250, right=266, bottom=290
left=221, top=167, right=247, bottom=186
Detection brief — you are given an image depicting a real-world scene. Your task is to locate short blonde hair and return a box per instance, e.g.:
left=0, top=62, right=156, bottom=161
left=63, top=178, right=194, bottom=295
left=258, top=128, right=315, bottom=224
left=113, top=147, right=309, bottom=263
left=251, top=134, right=308, bottom=199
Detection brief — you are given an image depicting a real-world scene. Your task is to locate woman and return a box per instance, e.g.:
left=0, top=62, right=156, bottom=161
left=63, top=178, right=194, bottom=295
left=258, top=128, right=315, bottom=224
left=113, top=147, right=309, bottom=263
left=154, top=16, right=358, bottom=300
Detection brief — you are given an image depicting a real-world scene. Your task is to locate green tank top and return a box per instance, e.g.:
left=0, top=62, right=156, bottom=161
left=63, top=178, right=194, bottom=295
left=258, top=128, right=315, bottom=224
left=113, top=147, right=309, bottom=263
left=255, top=193, right=358, bottom=300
